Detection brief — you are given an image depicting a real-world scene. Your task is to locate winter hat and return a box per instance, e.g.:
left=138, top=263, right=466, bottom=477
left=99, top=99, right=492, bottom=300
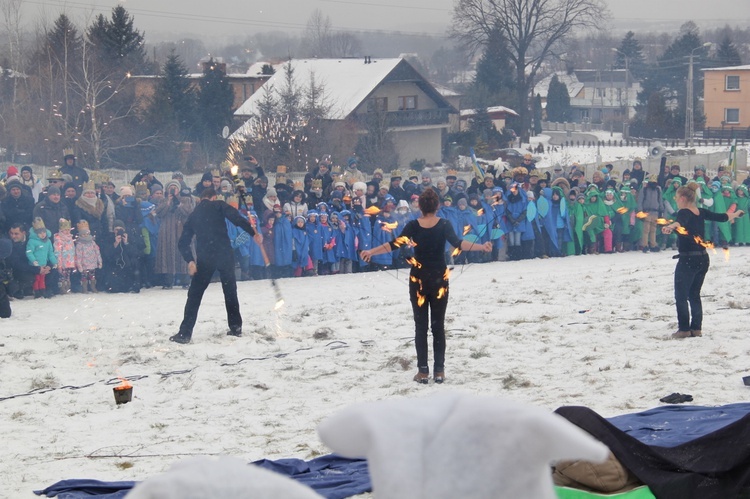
left=352, top=181, right=367, bottom=192
left=266, top=187, right=278, bottom=198
left=421, top=170, right=432, bottom=180
left=347, top=157, right=358, bottom=168
left=330, top=190, right=344, bottom=201
left=443, top=195, right=453, bottom=203
left=397, top=200, right=409, bottom=210
left=319, top=211, right=329, bottom=219
left=47, top=185, right=61, bottom=196
left=334, top=181, right=346, bottom=189
left=384, top=195, right=396, bottom=205
left=141, top=202, right=156, bottom=217
left=220, top=179, right=233, bottom=191
left=457, top=198, right=468, bottom=209
left=59, top=218, right=71, bottom=231
left=179, top=187, right=192, bottom=197
left=120, top=185, right=134, bottom=197
left=0, top=238, right=12, bottom=259
left=114, top=219, right=126, bottom=229
left=165, top=180, right=181, bottom=195
left=21, top=165, right=33, bottom=175
left=62, top=182, right=77, bottom=195
left=5, top=176, right=22, bottom=191
left=316, top=201, right=328, bottom=210
left=483, top=189, right=494, bottom=198
left=294, top=215, right=306, bottom=224
left=6, top=165, right=18, bottom=177
left=307, top=210, right=319, bottom=218
left=201, top=171, right=213, bottom=182
left=172, top=171, right=184, bottom=179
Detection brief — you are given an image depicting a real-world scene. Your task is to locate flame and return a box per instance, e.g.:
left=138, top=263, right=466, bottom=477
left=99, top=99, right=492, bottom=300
left=616, top=206, right=628, bottom=214
left=274, top=299, right=285, bottom=310
left=451, top=246, right=462, bottom=257
left=410, top=275, right=419, bottom=283
left=115, top=377, right=132, bottom=390
left=463, top=225, right=471, bottom=235
left=364, top=206, right=381, bottom=215
left=723, top=248, right=730, bottom=261
left=693, top=235, right=715, bottom=249
left=636, top=211, right=648, bottom=219
left=416, top=292, right=426, bottom=307
left=477, top=208, right=485, bottom=216
left=380, top=221, right=399, bottom=232
left=675, top=226, right=688, bottom=235
left=405, top=257, right=422, bottom=268
left=443, top=268, right=451, bottom=280
left=656, top=218, right=671, bottom=225
left=393, top=236, right=412, bottom=248
left=230, top=164, right=238, bottom=177
left=436, top=287, right=447, bottom=299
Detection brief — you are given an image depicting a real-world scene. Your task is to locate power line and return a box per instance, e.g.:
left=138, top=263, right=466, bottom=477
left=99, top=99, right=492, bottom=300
left=320, top=0, right=451, bottom=12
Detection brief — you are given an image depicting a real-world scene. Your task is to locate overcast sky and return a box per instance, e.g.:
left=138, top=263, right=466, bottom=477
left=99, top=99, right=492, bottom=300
left=23, top=0, right=750, bottom=40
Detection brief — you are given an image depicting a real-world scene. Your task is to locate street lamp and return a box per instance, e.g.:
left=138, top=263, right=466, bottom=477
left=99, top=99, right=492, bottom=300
left=685, top=42, right=712, bottom=147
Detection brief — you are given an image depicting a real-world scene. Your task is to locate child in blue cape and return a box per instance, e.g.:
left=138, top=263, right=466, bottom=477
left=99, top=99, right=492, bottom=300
left=292, top=215, right=312, bottom=277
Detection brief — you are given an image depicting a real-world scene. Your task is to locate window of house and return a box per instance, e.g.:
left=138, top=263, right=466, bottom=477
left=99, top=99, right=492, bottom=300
left=596, top=88, right=606, bottom=98
left=725, top=108, right=740, bottom=124
left=398, top=95, right=417, bottom=110
left=725, top=75, right=740, bottom=91
left=366, top=97, right=387, bottom=113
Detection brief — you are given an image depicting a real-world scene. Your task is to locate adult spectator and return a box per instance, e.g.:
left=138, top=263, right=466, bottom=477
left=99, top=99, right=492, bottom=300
left=19, top=166, right=44, bottom=202
left=637, top=175, right=664, bottom=253
left=155, top=181, right=194, bottom=289
left=32, top=185, right=70, bottom=238
left=2, top=176, right=35, bottom=231
left=73, top=182, right=104, bottom=240
left=388, top=170, right=407, bottom=203
left=7, top=223, right=48, bottom=298
left=60, top=148, right=89, bottom=190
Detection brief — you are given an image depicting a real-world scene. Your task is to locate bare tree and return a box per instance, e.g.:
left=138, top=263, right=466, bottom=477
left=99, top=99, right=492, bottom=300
left=305, top=9, right=333, bottom=57
left=451, top=0, right=608, bottom=141
left=329, top=32, right=362, bottom=58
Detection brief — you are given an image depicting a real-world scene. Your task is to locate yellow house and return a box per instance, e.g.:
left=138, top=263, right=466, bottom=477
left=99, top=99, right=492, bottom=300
left=703, top=65, right=750, bottom=136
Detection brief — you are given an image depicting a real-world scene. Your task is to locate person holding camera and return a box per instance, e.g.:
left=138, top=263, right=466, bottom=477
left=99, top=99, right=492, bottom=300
left=101, top=220, right=140, bottom=293
left=170, top=187, right=262, bottom=344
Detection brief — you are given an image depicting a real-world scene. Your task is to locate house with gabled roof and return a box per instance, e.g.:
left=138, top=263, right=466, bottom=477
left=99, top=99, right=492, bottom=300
left=232, top=57, right=456, bottom=168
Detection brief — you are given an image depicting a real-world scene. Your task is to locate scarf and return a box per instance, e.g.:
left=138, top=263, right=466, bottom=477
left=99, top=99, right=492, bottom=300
left=76, top=196, right=105, bottom=218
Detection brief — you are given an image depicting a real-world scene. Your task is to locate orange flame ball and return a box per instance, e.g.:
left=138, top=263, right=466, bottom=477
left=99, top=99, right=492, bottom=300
left=636, top=211, right=648, bottom=219
left=463, top=225, right=471, bottom=235
left=436, top=287, right=446, bottom=299
left=417, top=292, right=426, bottom=307
left=451, top=247, right=462, bottom=257
left=115, top=377, right=132, bottom=390
left=616, top=207, right=628, bottom=214
left=443, top=268, right=451, bottom=280
left=675, top=227, right=688, bottom=235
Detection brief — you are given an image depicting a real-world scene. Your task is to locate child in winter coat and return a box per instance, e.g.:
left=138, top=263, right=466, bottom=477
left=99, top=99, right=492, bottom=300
left=54, top=218, right=76, bottom=293
left=292, top=215, right=311, bottom=277
left=75, top=220, right=102, bottom=292
left=26, top=217, right=57, bottom=298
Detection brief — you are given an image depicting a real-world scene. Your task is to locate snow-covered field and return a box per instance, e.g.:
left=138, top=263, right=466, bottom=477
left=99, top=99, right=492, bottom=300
left=2, top=246, right=750, bottom=497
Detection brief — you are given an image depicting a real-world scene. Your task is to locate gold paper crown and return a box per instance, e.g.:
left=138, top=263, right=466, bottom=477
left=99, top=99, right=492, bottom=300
left=89, top=171, right=110, bottom=184
left=76, top=219, right=90, bottom=232
left=82, top=181, right=96, bottom=193
left=446, top=169, right=458, bottom=178
left=379, top=180, right=389, bottom=190
left=373, top=168, right=384, bottom=176
left=63, top=148, right=75, bottom=157
left=312, top=179, right=323, bottom=189
left=407, top=169, right=418, bottom=179
left=32, top=217, right=46, bottom=231
left=331, top=165, right=342, bottom=175
left=293, top=181, right=303, bottom=190
left=210, top=168, right=221, bottom=177
left=276, top=165, right=287, bottom=174
left=390, top=169, right=402, bottom=180
left=225, top=195, right=239, bottom=208
left=275, top=174, right=286, bottom=184
left=135, top=181, right=150, bottom=197
left=59, top=218, right=71, bottom=231
left=47, top=169, right=63, bottom=180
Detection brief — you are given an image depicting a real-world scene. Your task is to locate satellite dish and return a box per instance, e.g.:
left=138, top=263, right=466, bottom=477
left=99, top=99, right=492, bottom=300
left=221, top=126, right=230, bottom=139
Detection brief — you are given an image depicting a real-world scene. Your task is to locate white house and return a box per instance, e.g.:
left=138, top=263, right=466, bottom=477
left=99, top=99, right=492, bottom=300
left=233, top=57, right=456, bottom=168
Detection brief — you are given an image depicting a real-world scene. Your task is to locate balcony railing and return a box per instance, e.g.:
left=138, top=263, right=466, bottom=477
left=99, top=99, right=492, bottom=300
left=353, top=108, right=451, bottom=128
left=703, top=127, right=750, bottom=140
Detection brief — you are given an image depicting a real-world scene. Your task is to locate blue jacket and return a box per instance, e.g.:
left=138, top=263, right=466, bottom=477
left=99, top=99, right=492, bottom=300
left=273, top=215, right=293, bottom=266
left=26, top=229, right=57, bottom=267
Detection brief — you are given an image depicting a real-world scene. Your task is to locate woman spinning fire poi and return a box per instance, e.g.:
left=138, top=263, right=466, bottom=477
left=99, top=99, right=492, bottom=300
left=361, top=189, right=492, bottom=384
left=662, top=183, right=744, bottom=339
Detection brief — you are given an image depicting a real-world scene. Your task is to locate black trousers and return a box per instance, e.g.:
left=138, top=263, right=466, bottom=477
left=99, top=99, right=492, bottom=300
left=674, top=254, right=709, bottom=332
left=178, top=250, right=241, bottom=338
left=409, top=270, right=449, bottom=374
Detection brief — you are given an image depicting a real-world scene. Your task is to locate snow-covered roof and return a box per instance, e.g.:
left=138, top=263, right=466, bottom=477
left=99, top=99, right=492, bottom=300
left=703, top=64, right=750, bottom=71
left=433, top=83, right=462, bottom=98
left=534, top=72, right=583, bottom=99
left=460, top=106, right=518, bottom=117
left=235, top=58, right=404, bottom=120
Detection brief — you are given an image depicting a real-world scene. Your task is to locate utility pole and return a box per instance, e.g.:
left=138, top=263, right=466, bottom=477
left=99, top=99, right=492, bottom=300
left=685, top=52, right=695, bottom=147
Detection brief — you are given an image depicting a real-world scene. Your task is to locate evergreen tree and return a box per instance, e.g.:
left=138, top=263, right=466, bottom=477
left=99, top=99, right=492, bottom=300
left=716, top=35, right=742, bottom=67
left=532, top=94, right=543, bottom=135
left=195, top=58, right=235, bottom=162
left=278, top=61, right=301, bottom=121
left=468, top=27, right=517, bottom=112
left=545, top=75, right=571, bottom=123
left=146, top=51, right=195, bottom=140
left=86, top=6, right=147, bottom=76
left=614, top=31, right=647, bottom=80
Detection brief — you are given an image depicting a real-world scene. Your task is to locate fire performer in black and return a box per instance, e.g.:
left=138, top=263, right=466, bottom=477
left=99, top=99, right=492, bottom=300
left=662, top=183, right=743, bottom=339
left=170, top=187, right=262, bottom=344
left=361, top=189, right=492, bottom=384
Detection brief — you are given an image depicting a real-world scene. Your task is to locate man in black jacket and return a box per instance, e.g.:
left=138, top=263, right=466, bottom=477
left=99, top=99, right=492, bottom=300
left=170, top=187, right=262, bottom=344
left=7, top=223, right=48, bottom=298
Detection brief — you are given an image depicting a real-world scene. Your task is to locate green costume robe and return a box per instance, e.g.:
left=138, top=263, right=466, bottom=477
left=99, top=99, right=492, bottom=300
left=566, top=198, right=585, bottom=255
left=732, top=186, right=750, bottom=244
